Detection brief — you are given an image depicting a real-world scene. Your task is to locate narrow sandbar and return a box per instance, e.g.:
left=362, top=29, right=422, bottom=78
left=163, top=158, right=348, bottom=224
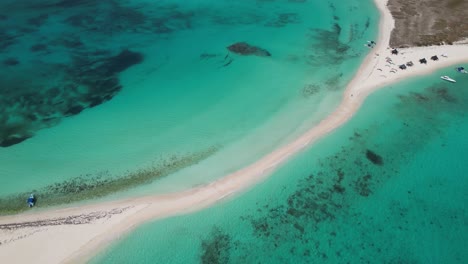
left=1, top=0, right=468, bottom=263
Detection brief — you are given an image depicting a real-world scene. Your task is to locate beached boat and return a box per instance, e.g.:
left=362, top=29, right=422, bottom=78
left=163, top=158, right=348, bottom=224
left=440, top=76, right=456, bottom=83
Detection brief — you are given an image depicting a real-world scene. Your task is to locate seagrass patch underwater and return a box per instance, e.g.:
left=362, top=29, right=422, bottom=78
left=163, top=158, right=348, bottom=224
left=0, top=146, right=219, bottom=215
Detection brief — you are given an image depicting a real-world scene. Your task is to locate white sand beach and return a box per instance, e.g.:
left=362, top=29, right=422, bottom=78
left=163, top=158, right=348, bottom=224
left=1, top=0, right=468, bottom=263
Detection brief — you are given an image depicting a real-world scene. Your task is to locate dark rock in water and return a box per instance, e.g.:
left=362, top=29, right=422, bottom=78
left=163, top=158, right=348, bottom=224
left=0, top=135, right=31, bottom=147
left=227, top=42, right=271, bottom=57
left=101, top=49, right=144, bottom=75
left=366, top=149, right=383, bottom=165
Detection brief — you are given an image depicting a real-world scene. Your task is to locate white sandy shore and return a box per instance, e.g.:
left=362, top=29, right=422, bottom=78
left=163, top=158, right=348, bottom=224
left=1, top=0, right=468, bottom=263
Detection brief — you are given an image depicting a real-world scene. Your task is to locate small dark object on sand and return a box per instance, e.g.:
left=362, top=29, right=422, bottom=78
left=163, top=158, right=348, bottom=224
left=431, top=55, right=439, bottom=61
left=227, top=42, right=271, bottom=57
left=419, top=58, right=427, bottom=64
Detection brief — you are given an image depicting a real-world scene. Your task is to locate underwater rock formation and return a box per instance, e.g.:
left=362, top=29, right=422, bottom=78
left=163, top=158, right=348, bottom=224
left=227, top=42, right=271, bottom=57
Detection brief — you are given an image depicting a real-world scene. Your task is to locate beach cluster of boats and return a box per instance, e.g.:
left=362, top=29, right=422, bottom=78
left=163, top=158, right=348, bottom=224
left=440, top=67, right=467, bottom=83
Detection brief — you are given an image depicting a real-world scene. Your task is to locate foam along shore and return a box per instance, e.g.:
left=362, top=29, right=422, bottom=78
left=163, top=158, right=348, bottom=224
left=1, top=0, right=468, bottom=263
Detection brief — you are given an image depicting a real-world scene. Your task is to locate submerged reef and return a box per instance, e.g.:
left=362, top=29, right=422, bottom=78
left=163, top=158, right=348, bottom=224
left=365, top=149, right=383, bottom=165
left=0, top=30, right=19, bottom=52
left=0, top=48, right=143, bottom=147
left=302, top=84, right=321, bottom=98
left=265, top=13, right=301, bottom=28
left=201, top=227, right=232, bottom=264
left=1, top=0, right=296, bottom=148
left=0, top=145, right=220, bottom=215
left=195, top=82, right=467, bottom=263
left=227, top=42, right=271, bottom=57
left=2, top=57, right=20, bottom=66
left=0, top=0, right=208, bottom=148
left=304, top=2, right=372, bottom=67
left=306, top=23, right=359, bottom=65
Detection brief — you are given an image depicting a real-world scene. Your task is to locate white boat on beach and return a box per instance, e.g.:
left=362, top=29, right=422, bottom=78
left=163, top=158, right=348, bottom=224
left=440, top=76, right=456, bottom=83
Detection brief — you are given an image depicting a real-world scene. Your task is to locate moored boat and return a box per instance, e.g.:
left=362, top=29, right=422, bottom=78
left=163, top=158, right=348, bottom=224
left=440, top=76, right=456, bottom=83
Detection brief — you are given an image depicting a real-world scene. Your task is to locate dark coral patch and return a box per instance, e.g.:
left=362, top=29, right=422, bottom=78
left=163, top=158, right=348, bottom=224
left=354, top=174, right=373, bottom=197
left=0, top=135, right=31, bottom=147
left=265, top=13, right=300, bottom=27
left=100, top=49, right=144, bottom=75
left=227, top=42, right=271, bottom=57
left=306, top=23, right=358, bottom=65
left=65, top=105, right=84, bottom=116
left=88, top=97, right=104, bottom=108
left=0, top=49, right=142, bottom=148
left=366, top=149, right=383, bottom=165
left=0, top=146, right=219, bottom=214
left=432, top=87, right=457, bottom=103
left=302, top=84, right=320, bottom=98
left=30, top=44, right=48, bottom=52
left=201, top=227, right=231, bottom=264
left=3, top=57, right=19, bottom=66
left=27, top=14, right=49, bottom=27
left=53, top=0, right=95, bottom=8
left=0, top=31, right=18, bottom=52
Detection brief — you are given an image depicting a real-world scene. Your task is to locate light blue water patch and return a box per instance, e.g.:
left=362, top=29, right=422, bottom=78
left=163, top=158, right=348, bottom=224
left=0, top=0, right=378, bottom=208
left=93, top=67, right=468, bottom=263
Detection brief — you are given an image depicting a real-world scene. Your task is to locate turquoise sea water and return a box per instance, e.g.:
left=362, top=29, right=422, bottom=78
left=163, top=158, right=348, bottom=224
left=0, top=0, right=378, bottom=212
left=93, top=67, right=468, bottom=263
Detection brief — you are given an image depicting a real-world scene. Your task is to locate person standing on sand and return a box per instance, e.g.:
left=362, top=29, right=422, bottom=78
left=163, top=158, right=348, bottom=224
left=27, top=194, right=35, bottom=208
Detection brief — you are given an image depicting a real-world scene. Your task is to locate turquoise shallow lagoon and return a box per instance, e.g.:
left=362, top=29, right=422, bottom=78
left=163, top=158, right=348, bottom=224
left=93, top=68, right=468, bottom=263
left=0, top=0, right=377, bottom=211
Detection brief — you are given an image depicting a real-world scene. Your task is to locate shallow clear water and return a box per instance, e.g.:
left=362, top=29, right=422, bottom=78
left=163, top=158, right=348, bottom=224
left=93, top=67, right=468, bottom=263
left=0, top=0, right=378, bottom=212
